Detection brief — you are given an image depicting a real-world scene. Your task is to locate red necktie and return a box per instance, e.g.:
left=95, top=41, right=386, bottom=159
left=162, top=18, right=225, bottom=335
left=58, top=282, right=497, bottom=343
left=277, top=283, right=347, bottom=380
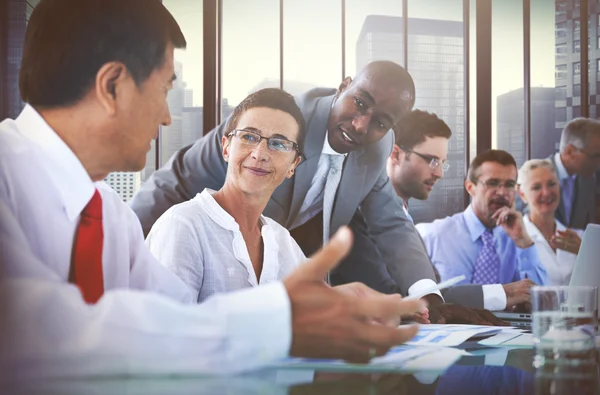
left=70, top=189, right=104, bottom=303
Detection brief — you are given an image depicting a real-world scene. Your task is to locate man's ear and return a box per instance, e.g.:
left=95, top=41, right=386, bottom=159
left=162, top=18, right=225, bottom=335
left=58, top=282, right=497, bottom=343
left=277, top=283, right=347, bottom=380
left=95, top=62, right=128, bottom=116
left=337, top=76, right=352, bottom=95
left=222, top=135, right=231, bottom=162
left=389, top=144, right=402, bottom=164
left=465, top=179, right=477, bottom=198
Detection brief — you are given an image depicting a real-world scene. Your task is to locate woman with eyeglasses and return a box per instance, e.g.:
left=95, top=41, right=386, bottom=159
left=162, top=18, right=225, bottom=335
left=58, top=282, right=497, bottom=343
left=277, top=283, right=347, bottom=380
left=517, top=159, right=583, bottom=285
left=146, top=88, right=306, bottom=302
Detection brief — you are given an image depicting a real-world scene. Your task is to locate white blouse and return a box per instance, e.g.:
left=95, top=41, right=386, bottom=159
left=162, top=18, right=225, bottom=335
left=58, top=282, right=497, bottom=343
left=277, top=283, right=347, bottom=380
left=523, top=216, right=583, bottom=285
left=146, top=189, right=307, bottom=302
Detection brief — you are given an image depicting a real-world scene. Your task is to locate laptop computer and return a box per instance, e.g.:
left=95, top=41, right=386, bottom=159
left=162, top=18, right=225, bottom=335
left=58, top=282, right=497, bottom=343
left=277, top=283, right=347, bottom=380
left=569, top=223, right=600, bottom=306
left=492, top=223, right=600, bottom=328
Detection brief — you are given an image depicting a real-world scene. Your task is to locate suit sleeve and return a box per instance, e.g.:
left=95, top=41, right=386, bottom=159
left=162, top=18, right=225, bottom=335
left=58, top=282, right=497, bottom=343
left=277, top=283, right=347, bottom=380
left=330, top=209, right=400, bottom=294
left=129, top=122, right=229, bottom=236
left=357, top=171, right=437, bottom=296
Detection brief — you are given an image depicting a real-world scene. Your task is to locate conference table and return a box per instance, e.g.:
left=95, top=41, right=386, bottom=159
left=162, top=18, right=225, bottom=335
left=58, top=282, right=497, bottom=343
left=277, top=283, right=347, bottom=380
left=3, top=346, right=599, bottom=395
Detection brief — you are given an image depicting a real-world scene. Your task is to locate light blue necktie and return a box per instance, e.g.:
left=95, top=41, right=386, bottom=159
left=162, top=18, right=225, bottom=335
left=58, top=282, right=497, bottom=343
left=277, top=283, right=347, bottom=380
left=322, top=154, right=345, bottom=245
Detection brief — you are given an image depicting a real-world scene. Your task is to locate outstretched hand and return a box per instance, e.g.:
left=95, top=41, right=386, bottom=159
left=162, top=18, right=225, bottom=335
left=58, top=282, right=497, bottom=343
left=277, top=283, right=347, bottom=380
left=284, top=227, right=427, bottom=363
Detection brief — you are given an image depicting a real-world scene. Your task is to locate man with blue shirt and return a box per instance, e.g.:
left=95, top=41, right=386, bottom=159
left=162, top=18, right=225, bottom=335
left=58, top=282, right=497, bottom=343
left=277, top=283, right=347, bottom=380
left=416, top=150, right=549, bottom=312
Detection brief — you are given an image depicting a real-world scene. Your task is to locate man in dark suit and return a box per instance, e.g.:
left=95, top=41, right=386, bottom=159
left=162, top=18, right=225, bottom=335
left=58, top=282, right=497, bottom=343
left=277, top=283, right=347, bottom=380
left=130, top=61, right=496, bottom=320
left=548, top=118, right=600, bottom=230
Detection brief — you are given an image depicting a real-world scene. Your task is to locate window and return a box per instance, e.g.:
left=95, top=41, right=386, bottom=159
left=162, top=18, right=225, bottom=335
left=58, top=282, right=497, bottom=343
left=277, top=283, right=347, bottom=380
left=574, top=62, right=581, bottom=76
left=574, top=40, right=580, bottom=53
left=222, top=0, right=278, bottom=115
left=532, top=0, right=565, bottom=161
left=574, top=84, right=581, bottom=96
left=406, top=0, right=465, bottom=223
left=555, top=86, right=567, bottom=101
left=556, top=43, right=568, bottom=55
left=283, top=0, right=341, bottom=92
left=555, top=64, right=567, bottom=79
left=492, top=0, right=525, bottom=166
left=556, top=22, right=567, bottom=38
left=161, top=0, right=204, bottom=172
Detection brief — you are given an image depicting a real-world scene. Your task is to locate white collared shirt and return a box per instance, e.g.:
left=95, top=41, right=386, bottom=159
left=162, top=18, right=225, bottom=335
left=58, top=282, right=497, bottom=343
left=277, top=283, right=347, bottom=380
left=146, top=189, right=306, bottom=302
left=0, top=105, right=291, bottom=380
left=291, top=131, right=346, bottom=228
left=523, top=215, right=582, bottom=285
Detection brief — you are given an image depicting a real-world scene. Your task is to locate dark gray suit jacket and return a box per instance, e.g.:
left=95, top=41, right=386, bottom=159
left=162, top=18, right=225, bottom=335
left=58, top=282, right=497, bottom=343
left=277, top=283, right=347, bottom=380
left=131, top=88, right=483, bottom=306
left=549, top=154, right=595, bottom=229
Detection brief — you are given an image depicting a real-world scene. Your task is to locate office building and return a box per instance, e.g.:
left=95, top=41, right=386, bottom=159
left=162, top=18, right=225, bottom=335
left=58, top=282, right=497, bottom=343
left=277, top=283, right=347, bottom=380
left=104, top=172, right=142, bottom=202
left=497, top=88, right=556, bottom=167
left=554, top=1, right=600, bottom=135
left=357, top=15, right=465, bottom=224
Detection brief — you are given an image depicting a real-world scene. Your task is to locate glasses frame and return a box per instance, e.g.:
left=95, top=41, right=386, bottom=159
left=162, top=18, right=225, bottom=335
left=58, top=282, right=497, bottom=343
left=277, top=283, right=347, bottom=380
left=475, top=178, right=518, bottom=193
left=399, top=145, right=450, bottom=172
left=227, top=129, right=301, bottom=156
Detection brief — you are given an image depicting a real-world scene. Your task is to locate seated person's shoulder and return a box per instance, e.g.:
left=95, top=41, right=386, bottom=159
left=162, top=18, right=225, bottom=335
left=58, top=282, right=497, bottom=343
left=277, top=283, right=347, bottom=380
left=148, top=194, right=207, bottom=234
left=415, top=212, right=462, bottom=239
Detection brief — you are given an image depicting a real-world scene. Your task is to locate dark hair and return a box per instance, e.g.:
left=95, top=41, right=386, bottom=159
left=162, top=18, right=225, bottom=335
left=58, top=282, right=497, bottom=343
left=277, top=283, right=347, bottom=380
left=20, top=0, right=186, bottom=108
left=467, top=149, right=517, bottom=182
left=225, top=88, right=306, bottom=155
left=393, top=110, right=452, bottom=149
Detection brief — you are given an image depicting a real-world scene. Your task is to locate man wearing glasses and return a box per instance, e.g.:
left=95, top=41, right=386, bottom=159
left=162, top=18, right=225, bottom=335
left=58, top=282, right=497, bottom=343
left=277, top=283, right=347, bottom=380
left=547, top=118, right=600, bottom=229
left=416, top=149, right=549, bottom=312
left=381, top=111, right=541, bottom=314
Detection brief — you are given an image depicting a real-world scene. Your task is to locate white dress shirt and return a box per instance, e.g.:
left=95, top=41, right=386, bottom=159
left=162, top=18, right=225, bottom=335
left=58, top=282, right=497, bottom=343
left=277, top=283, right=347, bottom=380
left=0, top=105, right=291, bottom=380
left=523, top=216, right=582, bottom=285
left=146, top=189, right=306, bottom=302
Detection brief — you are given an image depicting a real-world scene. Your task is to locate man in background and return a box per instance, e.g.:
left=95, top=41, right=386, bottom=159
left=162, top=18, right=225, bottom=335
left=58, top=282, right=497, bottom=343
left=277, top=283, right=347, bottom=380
left=417, top=150, right=549, bottom=311
left=386, top=111, right=537, bottom=312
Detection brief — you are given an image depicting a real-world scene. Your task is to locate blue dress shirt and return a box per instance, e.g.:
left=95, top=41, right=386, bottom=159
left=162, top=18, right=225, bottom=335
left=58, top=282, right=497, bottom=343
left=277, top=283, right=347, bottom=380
left=416, top=205, right=549, bottom=286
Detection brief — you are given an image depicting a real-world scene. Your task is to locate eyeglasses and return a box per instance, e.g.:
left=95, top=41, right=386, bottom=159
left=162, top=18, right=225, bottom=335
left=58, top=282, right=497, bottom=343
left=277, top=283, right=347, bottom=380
left=227, top=129, right=301, bottom=155
left=476, top=179, right=517, bottom=193
left=399, top=145, right=450, bottom=172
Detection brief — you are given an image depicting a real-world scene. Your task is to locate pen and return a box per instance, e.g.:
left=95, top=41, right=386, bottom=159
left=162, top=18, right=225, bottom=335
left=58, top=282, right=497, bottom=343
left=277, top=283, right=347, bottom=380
left=405, top=275, right=467, bottom=300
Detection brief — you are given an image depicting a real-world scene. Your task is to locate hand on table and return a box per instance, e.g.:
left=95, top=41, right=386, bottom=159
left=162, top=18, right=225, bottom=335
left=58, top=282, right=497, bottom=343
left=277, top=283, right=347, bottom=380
left=284, top=227, right=427, bottom=363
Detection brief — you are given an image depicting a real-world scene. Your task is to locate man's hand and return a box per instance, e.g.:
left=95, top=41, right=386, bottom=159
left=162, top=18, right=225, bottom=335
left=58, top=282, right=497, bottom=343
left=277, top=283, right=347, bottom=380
left=502, top=279, right=535, bottom=309
left=427, top=303, right=510, bottom=326
left=550, top=229, right=582, bottom=255
left=284, top=227, right=427, bottom=363
left=491, top=207, right=533, bottom=249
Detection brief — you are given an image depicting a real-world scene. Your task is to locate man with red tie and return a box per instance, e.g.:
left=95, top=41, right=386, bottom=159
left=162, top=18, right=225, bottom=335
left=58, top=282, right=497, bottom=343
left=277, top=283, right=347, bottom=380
left=0, top=0, right=425, bottom=381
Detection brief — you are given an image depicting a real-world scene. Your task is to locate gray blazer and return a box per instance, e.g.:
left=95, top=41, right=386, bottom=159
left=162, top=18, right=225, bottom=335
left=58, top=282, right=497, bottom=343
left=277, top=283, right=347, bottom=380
left=131, top=88, right=483, bottom=306
left=548, top=154, right=595, bottom=229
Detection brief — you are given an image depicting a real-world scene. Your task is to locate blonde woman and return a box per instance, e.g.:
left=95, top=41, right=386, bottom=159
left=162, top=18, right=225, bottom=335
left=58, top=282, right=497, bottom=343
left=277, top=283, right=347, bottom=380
left=517, top=159, right=583, bottom=285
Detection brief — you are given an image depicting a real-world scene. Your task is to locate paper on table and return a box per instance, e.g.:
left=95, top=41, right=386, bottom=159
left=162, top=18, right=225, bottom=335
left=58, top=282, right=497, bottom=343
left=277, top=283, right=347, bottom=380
left=406, top=324, right=510, bottom=347
left=272, top=345, right=466, bottom=373
left=479, top=333, right=534, bottom=348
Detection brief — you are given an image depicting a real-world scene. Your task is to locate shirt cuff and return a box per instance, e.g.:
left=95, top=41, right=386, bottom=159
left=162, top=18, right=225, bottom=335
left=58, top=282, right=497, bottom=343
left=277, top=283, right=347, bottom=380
left=224, top=282, right=291, bottom=369
left=408, top=279, right=443, bottom=301
left=482, top=284, right=507, bottom=311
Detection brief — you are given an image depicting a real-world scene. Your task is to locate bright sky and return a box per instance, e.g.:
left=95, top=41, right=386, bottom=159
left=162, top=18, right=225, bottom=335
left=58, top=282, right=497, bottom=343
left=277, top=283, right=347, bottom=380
left=164, top=0, right=556, bottom=140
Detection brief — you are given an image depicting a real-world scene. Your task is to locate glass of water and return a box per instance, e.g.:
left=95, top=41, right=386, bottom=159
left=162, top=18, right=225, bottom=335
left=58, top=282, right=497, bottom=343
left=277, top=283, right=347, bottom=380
left=531, top=286, right=597, bottom=351
left=532, top=286, right=598, bottom=395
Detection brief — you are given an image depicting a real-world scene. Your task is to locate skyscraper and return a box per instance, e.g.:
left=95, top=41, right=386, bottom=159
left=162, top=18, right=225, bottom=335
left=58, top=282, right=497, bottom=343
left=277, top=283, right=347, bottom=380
left=104, top=172, right=141, bottom=202
left=356, top=15, right=465, bottom=224
left=497, top=87, right=556, bottom=167
left=554, top=1, right=600, bottom=137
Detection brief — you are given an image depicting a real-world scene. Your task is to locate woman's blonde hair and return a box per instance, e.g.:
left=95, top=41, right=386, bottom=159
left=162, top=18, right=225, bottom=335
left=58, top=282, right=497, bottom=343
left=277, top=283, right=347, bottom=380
left=517, top=158, right=556, bottom=186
